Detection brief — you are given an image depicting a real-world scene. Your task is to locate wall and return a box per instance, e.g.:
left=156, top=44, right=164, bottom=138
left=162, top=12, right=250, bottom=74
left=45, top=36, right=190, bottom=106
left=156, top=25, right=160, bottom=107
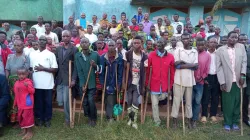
left=0, top=0, right=63, bottom=21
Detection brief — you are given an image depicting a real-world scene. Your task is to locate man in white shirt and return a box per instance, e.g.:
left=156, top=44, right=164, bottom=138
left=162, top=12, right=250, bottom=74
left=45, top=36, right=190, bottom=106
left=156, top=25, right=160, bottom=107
left=84, top=25, right=98, bottom=44
left=31, top=16, right=45, bottom=38
left=205, top=24, right=215, bottom=40
left=89, top=15, right=100, bottom=34
left=171, top=14, right=184, bottom=34
left=29, top=36, right=58, bottom=127
left=42, top=23, right=59, bottom=45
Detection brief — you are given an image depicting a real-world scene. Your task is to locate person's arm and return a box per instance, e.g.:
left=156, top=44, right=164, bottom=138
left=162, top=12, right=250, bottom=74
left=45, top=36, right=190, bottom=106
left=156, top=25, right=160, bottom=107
left=145, top=54, right=152, bottom=87
left=170, top=57, right=176, bottom=89
left=34, top=53, right=58, bottom=73
left=202, top=54, right=211, bottom=80
left=0, top=76, right=10, bottom=109
left=26, top=80, right=35, bottom=95
left=54, top=33, right=59, bottom=44
left=216, top=50, right=226, bottom=90
left=71, top=48, right=78, bottom=85
left=241, top=46, right=247, bottom=75
left=117, top=57, right=124, bottom=89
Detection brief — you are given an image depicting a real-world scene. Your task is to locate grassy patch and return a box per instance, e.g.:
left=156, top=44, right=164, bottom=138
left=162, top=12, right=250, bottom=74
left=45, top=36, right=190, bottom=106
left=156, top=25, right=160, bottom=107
left=2, top=111, right=250, bottom=140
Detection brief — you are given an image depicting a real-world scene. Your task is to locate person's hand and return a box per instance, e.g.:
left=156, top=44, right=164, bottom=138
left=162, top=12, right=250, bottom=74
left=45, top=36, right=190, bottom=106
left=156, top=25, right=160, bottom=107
left=193, top=64, right=199, bottom=70
left=12, top=105, right=17, bottom=110
left=34, top=64, right=45, bottom=72
left=69, top=80, right=76, bottom=88
left=220, top=84, right=226, bottom=92
left=204, top=80, right=209, bottom=85
left=24, top=82, right=28, bottom=87
left=90, top=60, right=97, bottom=68
left=82, top=86, right=86, bottom=94
left=239, top=75, right=245, bottom=86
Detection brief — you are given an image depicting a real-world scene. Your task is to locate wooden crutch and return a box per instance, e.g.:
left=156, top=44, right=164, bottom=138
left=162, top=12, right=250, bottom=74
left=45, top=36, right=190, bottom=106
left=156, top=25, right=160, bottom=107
left=121, top=63, right=130, bottom=120
left=115, top=64, right=120, bottom=121
left=166, top=68, right=171, bottom=128
left=78, top=65, right=93, bottom=123
left=240, top=87, right=243, bottom=136
left=72, top=98, right=76, bottom=126
left=101, top=66, right=108, bottom=125
left=140, top=67, right=147, bottom=124
left=143, top=66, right=152, bottom=123
left=68, top=61, right=73, bottom=128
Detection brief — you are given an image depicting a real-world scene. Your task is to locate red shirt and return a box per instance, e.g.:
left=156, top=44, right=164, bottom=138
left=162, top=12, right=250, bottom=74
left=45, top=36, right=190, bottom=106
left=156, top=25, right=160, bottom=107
left=194, top=51, right=211, bottom=84
left=97, top=43, right=108, bottom=56
left=146, top=50, right=175, bottom=92
left=24, top=36, right=38, bottom=43
left=71, top=37, right=80, bottom=45
left=129, top=25, right=139, bottom=32
left=13, top=78, right=35, bottom=109
left=0, top=45, right=12, bottom=68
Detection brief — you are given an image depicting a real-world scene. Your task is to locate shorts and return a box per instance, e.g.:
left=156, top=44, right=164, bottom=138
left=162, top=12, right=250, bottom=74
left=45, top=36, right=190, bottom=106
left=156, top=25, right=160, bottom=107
left=18, top=109, right=34, bottom=129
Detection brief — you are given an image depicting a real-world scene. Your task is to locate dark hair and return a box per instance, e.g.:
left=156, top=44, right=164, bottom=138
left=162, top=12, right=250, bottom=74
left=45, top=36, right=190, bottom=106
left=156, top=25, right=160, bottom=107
left=146, top=39, right=152, bottom=44
left=134, top=35, right=142, bottom=42
left=157, top=18, right=163, bottom=21
left=174, top=13, right=179, bottom=17
left=239, top=33, right=248, bottom=38
left=162, top=31, right=169, bottom=35
left=121, top=12, right=126, bottom=16
left=227, top=31, right=238, bottom=38
left=17, top=66, right=28, bottom=72
left=181, top=33, right=190, bottom=39
left=97, top=32, right=104, bottom=36
left=87, top=25, right=93, bottom=28
left=118, top=29, right=123, bottom=32
left=222, top=35, right=228, bottom=39
left=177, top=25, right=182, bottom=27
left=112, top=15, right=116, bottom=17
left=196, top=38, right=205, bottom=42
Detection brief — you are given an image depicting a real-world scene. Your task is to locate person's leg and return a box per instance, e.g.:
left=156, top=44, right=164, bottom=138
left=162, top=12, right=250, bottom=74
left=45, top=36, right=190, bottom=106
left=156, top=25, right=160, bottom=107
left=62, top=85, right=70, bottom=125
left=105, top=94, right=116, bottom=120
left=201, top=75, right=212, bottom=118
left=21, top=109, right=34, bottom=139
left=185, top=86, right=193, bottom=119
left=81, top=88, right=89, bottom=118
left=171, top=84, right=183, bottom=118
left=131, top=85, right=140, bottom=129
left=243, top=87, right=249, bottom=123
left=87, top=88, right=97, bottom=123
left=222, top=86, right=234, bottom=127
left=210, top=76, right=220, bottom=118
left=192, top=84, right=203, bottom=121
left=34, top=89, right=44, bottom=125
left=44, top=89, right=53, bottom=127
left=56, top=85, right=64, bottom=106
left=232, top=83, right=240, bottom=127
left=151, top=94, right=160, bottom=125
left=127, top=85, right=133, bottom=108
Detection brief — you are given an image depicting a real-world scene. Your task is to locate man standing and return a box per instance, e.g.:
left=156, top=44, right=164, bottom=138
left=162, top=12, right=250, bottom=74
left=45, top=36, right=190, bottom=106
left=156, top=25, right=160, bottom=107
left=16, top=22, right=30, bottom=41
left=2, top=23, right=14, bottom=42
left=205, top=24, right=215, bottom=40
left=43, top=23, right=59, bottom=45
left=133, top=7, right=144, bottom=23
left=75, top=13, right=89, bottom=37
left=55, top=30, right=78, bottom=126
left=29, top=36, right=58, bottom=127
left=31, top=16, right=46, bottom=38
left=171, top=33, right=198, bottom=129
left=64, top=16, right=77, bottom=33
left=147, top=38, right=175, bottom=126
left=141, top=13, right=153, bottom=35
left=89, top=15, right=100, bottom=34
left=216, top=31, right=247, bottom=131
left=208, top=27, right=221, bottom=44
left=84, top=25, right=98, bottom=44
left=0, top=31, right=12, bottom=75
left=238, top=34, right=250, bottom=127
left=75, top=38, right=100, bottom=126
left=51, top=20, right=63, bottom=42
left=171, top=14, right=184, bottom=34
left=191, top=38, right=211, bottom=128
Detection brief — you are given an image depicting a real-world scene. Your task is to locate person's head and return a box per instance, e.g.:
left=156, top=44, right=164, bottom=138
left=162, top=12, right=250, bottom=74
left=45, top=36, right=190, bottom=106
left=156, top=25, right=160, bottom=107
left=71, top=28, right=79, bottom=37
left=162, top=31, right=169, bottom=41
left=144, top=13, right=149, bottom=20
left=12, top=34, right=21, bottom=42
left=209, top=24, right=214, bottom=32
left=101, top=23, right=107, bottom=30
left=102, top=13, right=107, bottom=20
left=200, top=25, right=205, bottom=32
left=17, top=67, right=29, bottom=81
left=173, top=14, right=179, bottom=22
left=51, top=20, right=58, bottom=28
left=138, top=7, right=142, bottom=14
left=3, top=23, right=10, bottom=31
left=31, top=41, right=39, bottom=50
left=80, top=38, right=90, bottom=52
left=208, top=37, right=218, bottom=50
left=81, top=13, right=86, bottom=19
left=45, top=23, right=51, bottom=32
left=108, top=40, right=116, bottom=56
left=62, top=30, right=72, bottom=44
left=157, top=38, right=166, bottom=50
left=0, top=31, right=6, bottom=43
left=187, top=24, right=193, bottom=33
left=87, top=25, right=93, bottom=34
left=92, top=15, right=97, bottom=22
left=121, top=12, right=126, bottom=18
left=181, top=33, right=191, bottom=47
left=227, top=31, right=238, bottom=46
left=111, top=21, right=117, bottom=28
left=103, top=30, right=109, bottom=38
left=170, top=37, right=177, bottom=47
left=131, top=30, right=137, bottom=38
left=122, top=20, right=128, bottom=27
left=112, top=33, right=119, bottom=42
left=239, top=34, right=248, bottom=45
left=14, top=40, right=24, bottom=53
left=139, top=23, right=144, bottom=31
left=221, top=36, right=228, bottom=45
left=47, top=37, right=53, bottom=45
left=146, top=40, right=153, bottom=49
left=157, top=18, right=163, bottom=25
left=96, top=40, right=103, bottom=50
left=206, top=16, right=213, bottom=23
left=198, top=19, right=204, bottom=25
left=21, top=21, right=27, bottom=30
left=118, top=30, right=124, bottom=38
left=38, top=36, right=47, bottom=49
left=116, top=39, right=123, bottom=49
left=177, top=25, right=182, bottom=33
left=37, top=16, right=44, bottom=24
left=133, top=36, right=143, bottom=51
left=111, top=15, right=116, bottom=22
left=214, top=27, right=221, bottom=35
left=190, top=37, right=194, bottom=46
left=27, top=34, right=35, bottom=44
left=150, top=25, right=155, bottom=32
left=97, top=32, right=104, bottom=41
left=196, top=38, right=205, bottom=52
left=121, top=15, right=126, bottom=21
left=234, top=27, right=240, bottom=35
left=131, top=18, right=137, bottom=25
left=30, top=27, right=37, bottom=36
left=69, top=16, right=74, bottom=23
left=165, top=19, right=171, bottom=26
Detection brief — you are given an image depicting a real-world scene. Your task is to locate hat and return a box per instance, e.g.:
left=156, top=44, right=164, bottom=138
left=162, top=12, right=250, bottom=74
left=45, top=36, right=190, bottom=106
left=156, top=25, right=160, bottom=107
left=0, top=30, right=7, bottom=36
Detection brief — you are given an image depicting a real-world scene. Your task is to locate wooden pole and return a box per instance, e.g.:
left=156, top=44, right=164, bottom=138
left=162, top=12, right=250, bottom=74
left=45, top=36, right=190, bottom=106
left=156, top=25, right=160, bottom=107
left=101, top=66, right=108, bottom=125
left=72, top=98, right=76, bottom=127
left=116, top=64, right=120, bottom=121
left=167, top=68, right=171, bottom=128
left=68, top=61, right=73, bottom=128
left=240, top=87, right=243, bottom=136
left=122, top=63, right=130, bottom=120
left=78, top=65, right=93, bottom=123
left=143, top=66, right=152, bottom=123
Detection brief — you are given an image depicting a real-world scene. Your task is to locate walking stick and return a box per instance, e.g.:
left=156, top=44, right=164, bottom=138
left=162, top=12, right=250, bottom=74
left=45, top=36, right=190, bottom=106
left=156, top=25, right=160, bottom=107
left=101, top=66, right=108, bottom=125
left=143, top=66, right=152, bottom=123
left=68, top=61, right=73, bottom=128
left=166, top=68, right=171, bottom=128
left=78, top=65, right=93, bottom=123
left=240, top=87, right=243, bottom=136
left=72, top=98, right=76, bottom=126
left=116, top=64, right=120, bottom=121
left=122, top=63, right=130, bottom=120
left=179, top=50, right=185, bottom=135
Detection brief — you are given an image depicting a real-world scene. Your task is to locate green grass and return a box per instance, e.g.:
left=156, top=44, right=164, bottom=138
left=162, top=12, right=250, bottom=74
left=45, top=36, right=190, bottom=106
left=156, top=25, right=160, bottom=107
left=2, top=111, right=250, bottom=140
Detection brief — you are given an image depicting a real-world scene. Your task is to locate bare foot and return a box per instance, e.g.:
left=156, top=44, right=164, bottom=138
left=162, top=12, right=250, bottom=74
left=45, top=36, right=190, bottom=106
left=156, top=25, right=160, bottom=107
left=22, top=128, right=33, bottom=140
left=18, top=129, right=26, bottom=136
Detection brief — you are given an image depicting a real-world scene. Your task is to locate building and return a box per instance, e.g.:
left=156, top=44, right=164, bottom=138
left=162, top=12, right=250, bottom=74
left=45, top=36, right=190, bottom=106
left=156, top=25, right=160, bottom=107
left=63, top=0, right=250, bottom=36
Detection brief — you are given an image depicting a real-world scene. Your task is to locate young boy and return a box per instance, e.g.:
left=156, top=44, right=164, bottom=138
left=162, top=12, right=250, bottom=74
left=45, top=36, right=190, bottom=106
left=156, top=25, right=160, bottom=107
left=125, top=36, right=148, bottom=129
left=145, top=40, right=154, bottom=54
left=13, top=67, right=35, bottom=140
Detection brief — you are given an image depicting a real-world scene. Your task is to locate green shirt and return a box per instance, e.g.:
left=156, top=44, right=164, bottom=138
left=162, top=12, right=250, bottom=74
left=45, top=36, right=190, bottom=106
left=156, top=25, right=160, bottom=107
left=75, top=50, right=100, bottom=89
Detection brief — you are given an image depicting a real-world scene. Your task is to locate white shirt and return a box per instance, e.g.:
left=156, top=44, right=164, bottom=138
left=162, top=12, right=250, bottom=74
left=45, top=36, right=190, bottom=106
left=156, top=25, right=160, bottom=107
left=84, top=33, right=98, bottom=44
left=205, top=32, right=215, bottom=40
left=132, top=51, right=142, bottom=85
left=89, top=23, right=100, bottom=34
left=208, top=50, right=216, bottom=75
left=31, top=24, right=45, bottom=38
left=171, top=21, right=184, bottom=34
left=110, top=28, right=117, bottom=35
left=24, top=47, right=37, bottom=56
left=154, top=24, right=165, bottom=36
left=30, top=49, right=58, bottom=89
left=42, top=32, right=59, bottom=45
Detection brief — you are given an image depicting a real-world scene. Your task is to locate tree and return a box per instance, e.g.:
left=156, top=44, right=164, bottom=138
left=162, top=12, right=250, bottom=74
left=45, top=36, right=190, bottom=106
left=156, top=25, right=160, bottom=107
left=211, top=0, right=247, bottom=15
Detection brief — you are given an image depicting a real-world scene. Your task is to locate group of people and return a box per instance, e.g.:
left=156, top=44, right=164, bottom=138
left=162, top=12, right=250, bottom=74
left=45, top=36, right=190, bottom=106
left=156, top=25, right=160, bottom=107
left=0, top=6, right=250, bottom=139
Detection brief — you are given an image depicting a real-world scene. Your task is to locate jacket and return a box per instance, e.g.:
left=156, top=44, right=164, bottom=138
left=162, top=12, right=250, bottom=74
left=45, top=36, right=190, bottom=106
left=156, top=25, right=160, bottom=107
left=125, top=50, right=148, bottom=95
left=0, top=75, right=10, bottom=124
left=99, top=52, right=124, bottom=94
left=146, top=50, right=175, bottom=93
left=0, top=43, right=12, bottom=68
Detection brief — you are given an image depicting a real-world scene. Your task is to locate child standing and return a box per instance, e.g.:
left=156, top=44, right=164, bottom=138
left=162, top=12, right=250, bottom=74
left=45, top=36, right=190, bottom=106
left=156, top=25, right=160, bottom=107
left=13, top=67, right=35, bottom=140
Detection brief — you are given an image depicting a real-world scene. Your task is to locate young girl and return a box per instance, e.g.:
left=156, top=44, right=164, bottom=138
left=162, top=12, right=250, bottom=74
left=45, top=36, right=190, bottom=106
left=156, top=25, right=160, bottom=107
left=13, top=67, right=35, bottom=140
